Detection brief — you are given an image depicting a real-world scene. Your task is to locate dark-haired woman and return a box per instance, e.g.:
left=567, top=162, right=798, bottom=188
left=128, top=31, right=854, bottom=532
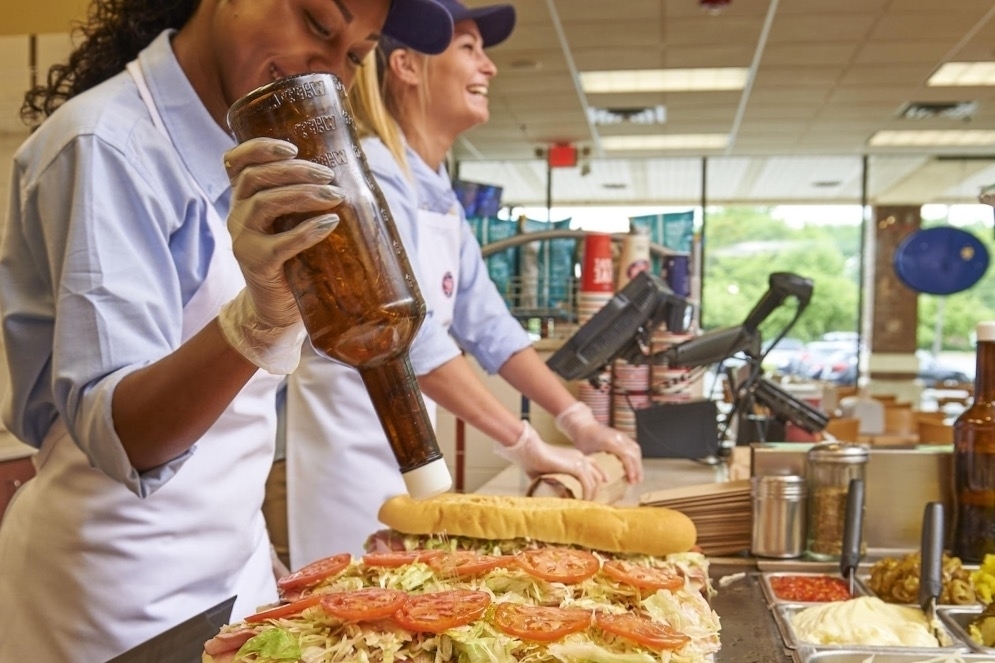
left=0, top=0, right=452, bottom=659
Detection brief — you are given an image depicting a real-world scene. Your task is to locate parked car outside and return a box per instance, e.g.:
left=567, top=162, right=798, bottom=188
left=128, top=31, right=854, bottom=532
left=916, top=350, right=972, bottom=387
left=760, top=337, right=806, bottom=376
left=819, top=348, right=858, bottom=385
left=795, top=340, right=857, bottom=382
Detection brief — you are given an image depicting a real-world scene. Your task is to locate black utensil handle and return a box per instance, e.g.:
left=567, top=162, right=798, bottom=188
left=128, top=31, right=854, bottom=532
left=919, top=501, right=944, bottom=608
left=840, top=478, right=865, bottom=577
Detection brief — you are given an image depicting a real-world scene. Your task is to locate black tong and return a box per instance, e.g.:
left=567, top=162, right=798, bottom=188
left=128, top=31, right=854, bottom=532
left=839, top=478, right=865, bottom=596
left=920, top=502, right=944, bottom=642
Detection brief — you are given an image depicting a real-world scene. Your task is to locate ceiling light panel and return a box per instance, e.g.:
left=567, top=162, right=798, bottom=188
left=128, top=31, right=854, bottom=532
left=580, top=68, right=749, bottom=93
left=928, top=62, right=995, bottom=86
left=601, top=134, right=729, bottom=151
left=868, top=130, right=995, bottom=147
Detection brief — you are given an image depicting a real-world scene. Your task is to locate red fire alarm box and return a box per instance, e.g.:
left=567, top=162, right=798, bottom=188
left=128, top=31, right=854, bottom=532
left=548, top=143, right=577, bottom=168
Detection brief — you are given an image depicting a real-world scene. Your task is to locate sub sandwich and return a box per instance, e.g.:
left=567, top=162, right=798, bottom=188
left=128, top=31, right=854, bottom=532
left=203, top=494, right=719, bottom=663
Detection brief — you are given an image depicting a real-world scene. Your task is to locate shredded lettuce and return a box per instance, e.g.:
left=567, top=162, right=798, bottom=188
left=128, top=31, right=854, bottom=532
left=547, top=640, right=657, bottom=663
left=235, top=627, right=301, bottom=662
left=229, top=541, right=720, bottom=662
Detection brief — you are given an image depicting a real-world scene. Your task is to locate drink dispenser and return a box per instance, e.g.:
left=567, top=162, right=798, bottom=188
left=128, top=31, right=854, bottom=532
left=227, top=73, right=452, bottom=499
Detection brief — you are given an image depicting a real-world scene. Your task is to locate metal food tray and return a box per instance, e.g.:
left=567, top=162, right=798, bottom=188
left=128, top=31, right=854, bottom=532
left=939, top=606, right=995, bottom=656
left=772, top=602, right=970, bottom=653
left=761, top=571, right=870, bottom=605
left=793, top=648, right=995, bottom=662
left=858, top=572, right=983, bottom=609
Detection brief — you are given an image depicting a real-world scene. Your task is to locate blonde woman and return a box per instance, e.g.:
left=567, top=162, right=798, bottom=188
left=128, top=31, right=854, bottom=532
left=285, top=0, right=644, bottom=568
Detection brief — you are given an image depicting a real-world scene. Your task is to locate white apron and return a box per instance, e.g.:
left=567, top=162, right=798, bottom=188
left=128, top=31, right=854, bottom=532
left=287, top=207, right=461, bottom=566
left=0, top=61, right=283, bottom=662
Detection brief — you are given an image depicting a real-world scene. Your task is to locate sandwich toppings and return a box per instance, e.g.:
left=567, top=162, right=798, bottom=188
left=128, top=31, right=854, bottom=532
left=426, top=551, right=512, bottom=578
left=276, top=552, right=351, bottom=593
left=492, top=603, right=593, bottom=643
left=595, top=612, right=691, bottom=652
left=205, top=546, right=721, bottom=663
left=362, top=549, right=444, bottom=568
left=319, top=588, right=407, bottom=622
left=602, top=560, right=685, bottom=592
left=392, top=589, right=492, bottom=633
left=513, top=548, right=600, bottom=584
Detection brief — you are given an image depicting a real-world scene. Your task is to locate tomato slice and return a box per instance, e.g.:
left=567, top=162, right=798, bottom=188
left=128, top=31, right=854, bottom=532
left=601, top=560, right=684, bottom=591
left=392, top=589, right=491, bottom=633
left=319, top=587, right=408, bottom=622
left=514, top=548, right=600, bottom=584
left=244, top=595, right=323, bottom=623
left=362, top=550, right=445, bottom=568
left=595, top=612, right=690, bottom=652
left=426, top=551, right=511, bottom=578
left=492, top=603, right=593, bottom=642
left=276, top=553, right=351, bottom=592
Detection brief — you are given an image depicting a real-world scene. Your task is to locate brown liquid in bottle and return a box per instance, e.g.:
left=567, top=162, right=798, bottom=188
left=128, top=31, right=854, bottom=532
left=228, top=73, right=450, bottom=495
left=952, top=322, right=995, bottom=564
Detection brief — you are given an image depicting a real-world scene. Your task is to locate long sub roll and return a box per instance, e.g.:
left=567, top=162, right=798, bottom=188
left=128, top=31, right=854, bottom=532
left=378, top=493, right=697, bottom=557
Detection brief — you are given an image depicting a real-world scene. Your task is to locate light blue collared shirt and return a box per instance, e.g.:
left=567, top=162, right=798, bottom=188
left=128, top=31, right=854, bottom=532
left=361, top=137, right=531, bottom=375
left=0, top=31, right=232, bottom=494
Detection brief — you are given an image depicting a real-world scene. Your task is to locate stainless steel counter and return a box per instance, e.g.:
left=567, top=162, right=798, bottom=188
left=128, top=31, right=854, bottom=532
left=710, top=563, right=794, bottom=663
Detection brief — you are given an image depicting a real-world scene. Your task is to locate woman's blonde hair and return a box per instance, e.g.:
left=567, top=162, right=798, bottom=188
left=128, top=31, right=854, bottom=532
left=349, top=44, right=436, bottom=177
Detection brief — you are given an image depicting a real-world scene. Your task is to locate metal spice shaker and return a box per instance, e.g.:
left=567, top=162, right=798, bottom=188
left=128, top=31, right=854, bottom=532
left=805, top=441, right=869, bottom=561
left=751, top=474, right=807, bottom=558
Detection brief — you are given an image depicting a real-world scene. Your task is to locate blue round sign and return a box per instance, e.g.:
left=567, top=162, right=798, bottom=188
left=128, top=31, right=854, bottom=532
left=893, top=226, right=989, bottom=295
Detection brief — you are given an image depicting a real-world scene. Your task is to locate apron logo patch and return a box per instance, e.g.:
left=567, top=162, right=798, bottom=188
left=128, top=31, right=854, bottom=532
left=442, top=271, right=455, bottom=298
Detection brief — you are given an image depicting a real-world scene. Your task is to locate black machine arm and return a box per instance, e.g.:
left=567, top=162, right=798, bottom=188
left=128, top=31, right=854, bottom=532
left=742, top=272, right=814, bottom=333
left=652, top=271, right=814, bottom=369
left=656, top=326, right=760, bottom=368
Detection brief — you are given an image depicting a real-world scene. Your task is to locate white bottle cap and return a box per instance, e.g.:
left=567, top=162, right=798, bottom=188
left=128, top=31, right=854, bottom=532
left=401, top=457, right=453, bottom=500
left=979, top=321, right=995, bottom=342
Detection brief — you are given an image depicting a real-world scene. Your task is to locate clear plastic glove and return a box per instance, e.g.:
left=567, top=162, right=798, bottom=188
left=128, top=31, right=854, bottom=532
left=219, top=137, right=345, bottom=373
left=556, top=401, right=645, bottom=484
left=494, top=421, right=607, bottom=500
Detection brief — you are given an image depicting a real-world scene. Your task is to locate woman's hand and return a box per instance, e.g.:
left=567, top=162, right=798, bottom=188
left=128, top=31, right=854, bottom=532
left=218, top=138, right=345, bottom=373
left=556, top=402, right=644, bottom=484
left=494, top=422, right=607, bottom=500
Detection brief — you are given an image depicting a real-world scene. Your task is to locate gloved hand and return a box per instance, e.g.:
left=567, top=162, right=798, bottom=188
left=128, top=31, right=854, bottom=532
left=556, top=401, right=645, bottom=484
left=219, top=137, right=345, bottom=374
left=494, top=421, right=607, bottom=500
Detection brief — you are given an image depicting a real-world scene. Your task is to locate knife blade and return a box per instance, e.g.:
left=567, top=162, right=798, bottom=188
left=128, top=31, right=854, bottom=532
left=106, top=595, right=236, bottom=663
left=919, top=501, right=944, bottom=643
left=839, top=477, right=864, bottom=597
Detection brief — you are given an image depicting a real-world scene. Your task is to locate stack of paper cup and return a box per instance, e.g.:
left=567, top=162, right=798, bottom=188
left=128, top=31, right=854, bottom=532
left=611, top=359, right=651, bottom=437
left=617, top=228, right=651, bottom=291
left=577, top=233, right=615, bottom=325
left=577, top=372, right=611, bottom=425
left=650, top=330, right=700, bottom=403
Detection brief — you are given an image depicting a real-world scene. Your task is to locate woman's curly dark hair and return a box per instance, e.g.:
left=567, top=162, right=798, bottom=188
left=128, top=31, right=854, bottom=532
left=21, top=0, right=200, bottom=125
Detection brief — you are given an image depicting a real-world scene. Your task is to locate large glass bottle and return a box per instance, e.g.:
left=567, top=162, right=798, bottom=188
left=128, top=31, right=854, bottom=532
left=227, top=73, right=451, bottom=499
left=952, top=321, right=995, bottom=563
